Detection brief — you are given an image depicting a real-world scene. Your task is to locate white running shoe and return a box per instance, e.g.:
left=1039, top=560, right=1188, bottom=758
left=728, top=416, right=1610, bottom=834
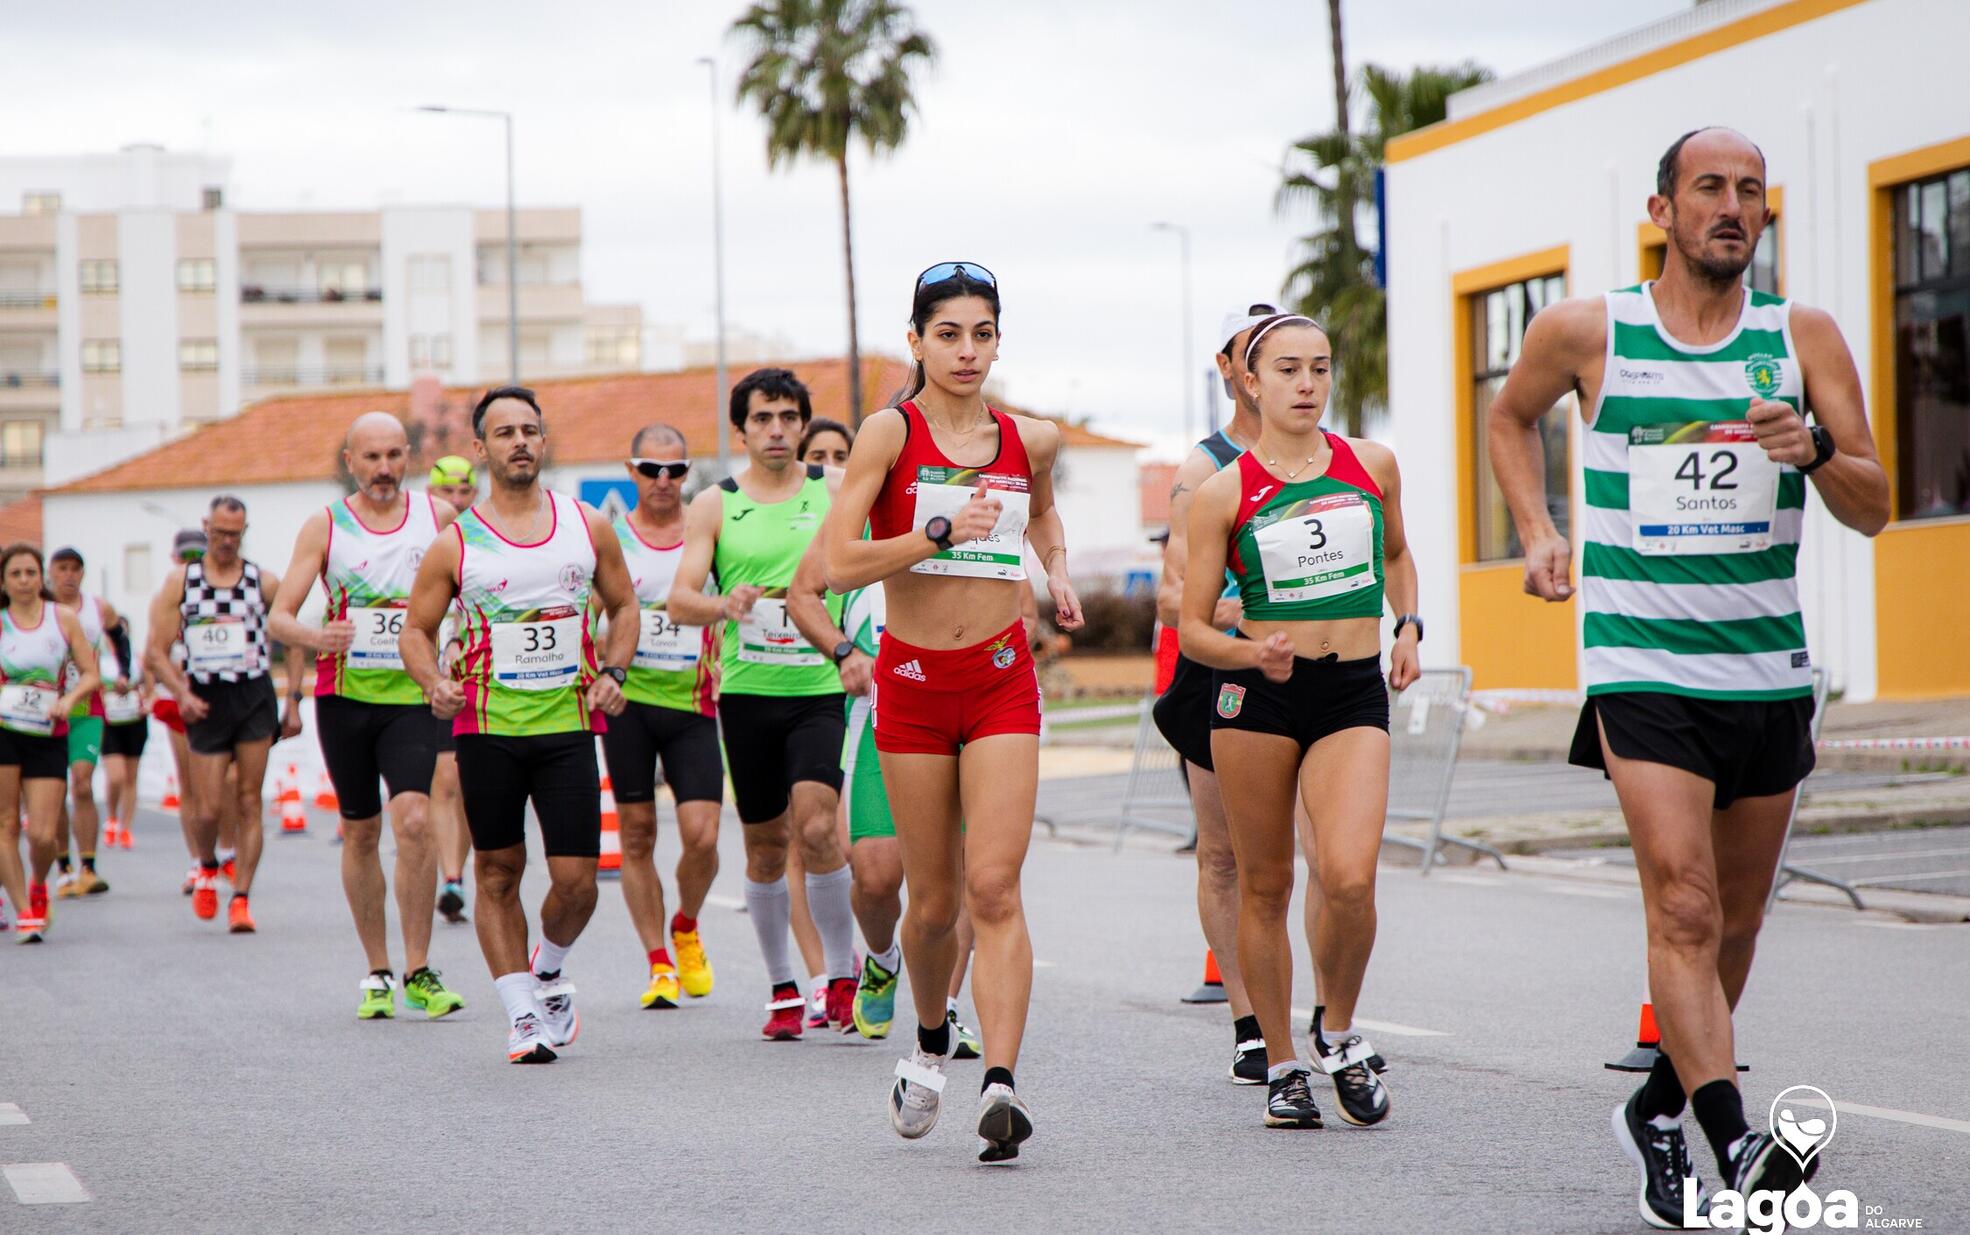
left=536, top=975, right=579, bottom=1048
left=977, top=1083, right=1033, bottom=1163
left=889, top=1047, right=947, bottom=1139
left=507, top=1012, right=556, bottom=1064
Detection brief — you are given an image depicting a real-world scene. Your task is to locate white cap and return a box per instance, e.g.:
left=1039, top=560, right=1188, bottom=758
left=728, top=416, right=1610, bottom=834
left=1217, top=303, right=1282, bottom=353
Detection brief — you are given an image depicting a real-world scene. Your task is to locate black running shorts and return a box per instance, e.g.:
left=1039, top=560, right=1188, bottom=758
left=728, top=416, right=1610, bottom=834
left=601, top=701, right=724, bottom=806
left=1152, top=652, right=1217, bottom=771
left=1209, top=651, right=1389, bottom=753
left=455, top=731, right=601, bottom=857
left=0, top=727, right=69, bottom=780
left=185, top=676, right=278, bottom=755
left=316, top=695, right=438, bottom=819
left=102, top=718, right=151, bottom=759
left=717, top=692, right=846, bottom=825
left=1569, top=691, right=1815, bottom=809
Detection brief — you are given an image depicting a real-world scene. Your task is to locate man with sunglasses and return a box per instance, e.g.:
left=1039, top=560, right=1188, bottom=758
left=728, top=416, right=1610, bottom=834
left=599, top=425, right=724, bottom=1010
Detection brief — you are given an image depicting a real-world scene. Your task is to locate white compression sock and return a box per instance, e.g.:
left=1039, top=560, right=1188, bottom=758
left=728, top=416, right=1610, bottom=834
left=743, top=876, right=794, bottom=986
left=533, top=936, right=571, bottom=978
left=494, top=972, right=539, bottom=1025
left=804, top=865, right=856, bottom=980
left=872, top=943, right=901, bottom=975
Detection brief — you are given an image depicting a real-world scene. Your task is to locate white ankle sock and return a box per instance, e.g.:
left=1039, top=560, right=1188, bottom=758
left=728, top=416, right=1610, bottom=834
left=494, top=972, right=539, bottom=1025
left=872, top=943, right=901, bottom=974
left=533, top=936, right=571, bottom=978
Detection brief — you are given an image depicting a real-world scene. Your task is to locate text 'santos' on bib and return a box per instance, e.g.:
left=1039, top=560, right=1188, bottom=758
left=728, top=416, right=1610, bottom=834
left=1627, top=421, right=1779, bottom=556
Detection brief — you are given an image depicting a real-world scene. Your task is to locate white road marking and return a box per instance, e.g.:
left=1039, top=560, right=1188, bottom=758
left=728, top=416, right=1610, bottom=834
left=1433, top=874, right=1503, bottom=888
left=0, top=1105, right=25, bottom=1126
left=1540, top=884, right=1633, bottom=900
left=1289, top=1008, right=1449, bottom=1038
left=704, top=895, right=746, bottom=911
left=1784, top=1096, right=1970, bottom=1137
left=1033, top=960, right=1057, bottom=969
left=3, top=1162, right=90, bottom=1203
left=1856, top=919, right=1944, bottom=931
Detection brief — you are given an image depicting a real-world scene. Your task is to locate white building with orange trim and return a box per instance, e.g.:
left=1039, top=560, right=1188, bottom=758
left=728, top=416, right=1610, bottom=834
left=1383, top=0, right=1970, bottom=701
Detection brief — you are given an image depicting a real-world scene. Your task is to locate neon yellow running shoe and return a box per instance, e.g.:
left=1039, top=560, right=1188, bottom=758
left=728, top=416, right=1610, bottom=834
left=671, top=926, right=714, bottom=998
left=358, top=973, right=397, bottom=1020
left=641, top=962, right=681, bottom=1010
left=404, top=967, right=464, bottom=1018
left=853, top=953, right=900, bottom=1039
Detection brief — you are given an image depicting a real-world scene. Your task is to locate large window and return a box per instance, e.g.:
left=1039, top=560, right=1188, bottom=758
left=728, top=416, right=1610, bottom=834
left=81, top=340, right=121, bottom=373
left=80, top=260, right=119, bottom=295
left=178, top=339, right=219, bottom=372
left=1472, top=272, right=1568, bottom=561
left=0, top=420, right=44, bottom=467
left=177, top=258, right=216, bottom=293
left=1894, top=167, right=1970, bottom=520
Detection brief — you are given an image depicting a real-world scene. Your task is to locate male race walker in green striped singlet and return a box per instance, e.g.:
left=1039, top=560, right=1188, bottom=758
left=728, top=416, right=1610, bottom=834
left=668, top=367, right=862, bottom=1042
left=271, top=411, right=467, bottom=1022
left=404, top=387, right=641, bottom=1064
left=1488, top=129, right=1888, bottom=1228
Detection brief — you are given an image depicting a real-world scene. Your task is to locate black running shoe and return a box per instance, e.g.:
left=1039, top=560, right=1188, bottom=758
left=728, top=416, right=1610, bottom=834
left=1613, top=1089, right=1702, bottom=1230
left=1264, top=1068, right=1322, bottom=1129
left=1230, top=1034, right=1267, bottom=1085
left=1313, top=1029, right=1391, bottom=1126
left=1311, top=1005, right=1387, bottom=1074
left=437, top=880, right=466, bottom=924
left=1724, top=1131, right=1805, bottom=1200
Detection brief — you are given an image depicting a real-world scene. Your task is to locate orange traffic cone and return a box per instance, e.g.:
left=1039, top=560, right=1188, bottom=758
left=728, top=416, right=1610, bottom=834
left=279, top=766, right=308, bottom=835
left=597, top=773, right=621, bottom=876
left=1606, top=996, right=1748, bottom=1073
left=159, top=773, right=181, bottom=813
left=1181, top=949, right=1229, bottom=1005
left=314, top=770, right=339, bottom=813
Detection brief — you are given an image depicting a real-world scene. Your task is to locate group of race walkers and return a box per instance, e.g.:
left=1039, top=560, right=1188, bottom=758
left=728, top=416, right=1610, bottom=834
left=0, top=128, right=1898, bottom=1212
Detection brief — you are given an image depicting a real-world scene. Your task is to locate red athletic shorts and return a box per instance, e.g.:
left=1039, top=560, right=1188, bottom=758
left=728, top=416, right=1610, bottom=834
left=152, top=697, right=186, bottom=735
left=872, top=620, right=1041, bottom=756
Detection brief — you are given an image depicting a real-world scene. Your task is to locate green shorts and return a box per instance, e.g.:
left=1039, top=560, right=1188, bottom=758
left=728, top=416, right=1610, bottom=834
left=67, top=715, right=103, bottom=767
left=844, top=695, right=894, bottom=842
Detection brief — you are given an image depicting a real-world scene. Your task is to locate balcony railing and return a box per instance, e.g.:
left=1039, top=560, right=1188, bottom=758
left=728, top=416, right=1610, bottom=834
left=0, top=291, right=56, bottom=309
left=242, top=363, right=385, bottom=386
left=0, top=372, right=58, bottom=388
left=240, top=286, right=383, bottom=304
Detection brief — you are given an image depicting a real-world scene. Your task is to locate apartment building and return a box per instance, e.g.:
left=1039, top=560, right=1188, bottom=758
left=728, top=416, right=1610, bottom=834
left=0, top=145, right=642, bottom=497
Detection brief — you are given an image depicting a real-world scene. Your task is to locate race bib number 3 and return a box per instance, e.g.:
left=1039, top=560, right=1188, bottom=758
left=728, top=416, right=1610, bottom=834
left=737, top=596, right=822, bottom=667
left=346, top=605, right=407, bottom=670
left=490, top=613, right=582, bottom=691
left=0, top=683, right=56, bottom=736
left=636, top=607, right=701, bottom=672
left=1253, top=493, right=1377, bottom=604
left=910, top=467, right=1030, bottom=580
left=186, top=619, right=250, bottom=674
left=1628, top=421, right=1779, bottom=556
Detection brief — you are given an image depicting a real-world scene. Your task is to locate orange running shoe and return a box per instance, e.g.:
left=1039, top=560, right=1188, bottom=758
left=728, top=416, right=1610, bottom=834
left=102, top=819, right=119, bottom=847
left=120, top=820, right=135, bottom=850
left=221, top=857, right=237, bottom=884
left=228, top=895, right=256, bottom=934
left=192, top=869, right=219, bottom=920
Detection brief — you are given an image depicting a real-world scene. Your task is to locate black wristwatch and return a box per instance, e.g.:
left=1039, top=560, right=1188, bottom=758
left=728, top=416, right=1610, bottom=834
left=1799, top=423, right=1836, bottom=475
left=924, top=515, right=954, bottom=551
left=831, top=640, right=856, bottom=666
left=599, top=665, right=628, bottom=686
left=1393, top=614, right=1425, bottom=644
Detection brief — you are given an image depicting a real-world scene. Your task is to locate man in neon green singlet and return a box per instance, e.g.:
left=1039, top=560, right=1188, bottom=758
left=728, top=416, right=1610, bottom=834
left=1489, top=128, right=1889, bottom=1223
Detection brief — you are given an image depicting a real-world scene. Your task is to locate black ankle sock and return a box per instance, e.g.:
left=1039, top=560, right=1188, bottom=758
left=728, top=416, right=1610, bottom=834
left=1637, top=1051, right=1687, bottom=1121
left=1309, top=1004, right=1325, bottom=1039
left=1691, top=1080, right=1749, bottom=1178
left=983, top=1066, right=1014, bottom=1093
left=404, top=966, right=428, bottom=981
left=81, top=857, right=96, bottom=873
left=1233, top=1015, right=1261, bottom=1044
left=918, top=1019, right=952, bottom=1057
left=56, top=855, right=72, bottom=874
left=200, top=860, right=219, bottom=873
left=372, top=968, right=394, bottom=980
left=230, top=891, right=247, bottom=902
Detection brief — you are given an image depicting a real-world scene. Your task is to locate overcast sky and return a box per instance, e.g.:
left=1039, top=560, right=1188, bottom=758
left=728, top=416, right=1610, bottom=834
left=14, top=0, right=1691, bottom=454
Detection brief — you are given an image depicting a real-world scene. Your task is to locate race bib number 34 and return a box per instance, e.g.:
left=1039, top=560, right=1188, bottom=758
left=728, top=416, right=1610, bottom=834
left=490, top=613, right=582, bottom=691
left=636, top=607, right=701, bottom=671
left=737, top=596, right=822, bottom=667
left=346, top=605, right=407, bottom=670
left=1628, top=421, right=1779, bottom=556
left=1253, top=493, right=1377, bottom=604
left=910, top=467, right=1030, bottom=580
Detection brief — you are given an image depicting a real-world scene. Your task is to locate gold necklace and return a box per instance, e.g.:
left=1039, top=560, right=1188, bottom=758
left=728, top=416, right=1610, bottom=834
left=1262, top=439, right=1322, bottom=482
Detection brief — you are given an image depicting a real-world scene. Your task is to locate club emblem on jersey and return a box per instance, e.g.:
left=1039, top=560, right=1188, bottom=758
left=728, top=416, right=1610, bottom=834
left=559, top=563, right=585, bottom=595
left=1216, top=683, right=1246, bottom=718
left=1744, top=353, right=1782, bottom=398
left=408, top=548, right=424, bottom=571
left=993, top=645, right=1017, bottom=669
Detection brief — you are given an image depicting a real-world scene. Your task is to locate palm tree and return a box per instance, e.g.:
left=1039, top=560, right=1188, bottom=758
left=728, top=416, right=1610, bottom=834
left=1278, top=61, right=1492, bottom=435
left=730, top=0, right=936, bottom=426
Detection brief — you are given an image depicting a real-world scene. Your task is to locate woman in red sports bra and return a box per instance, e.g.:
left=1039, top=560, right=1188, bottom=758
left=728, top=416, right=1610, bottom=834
left=822, top=262, right=1082, bottom=1163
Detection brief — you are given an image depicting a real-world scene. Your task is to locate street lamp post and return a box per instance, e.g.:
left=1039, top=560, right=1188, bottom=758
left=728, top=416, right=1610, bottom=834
left=1150, top=221, right=1194, bottom=442
left=697, top=57, right=732, bottom=480
left=418, top=106, right=519, bottom=385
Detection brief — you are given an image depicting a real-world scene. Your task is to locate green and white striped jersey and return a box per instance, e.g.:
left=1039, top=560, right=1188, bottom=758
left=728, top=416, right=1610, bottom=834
left=1581, top=283, right=1812, bottom=701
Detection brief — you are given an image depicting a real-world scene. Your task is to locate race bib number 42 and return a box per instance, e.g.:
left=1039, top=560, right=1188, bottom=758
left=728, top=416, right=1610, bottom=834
left=910, top=467, right=1030, bottom=580
left=636, top=606, right=701, bottom=672
left=1628, top=421, right=1779, bottom=556
left=346, top=605, right=407, bottom=671
left=737, top=595, right=822, bottom=666
left=490, top=612, right=582, bottom=691
left=1253, top=493, right=1377, bottom=604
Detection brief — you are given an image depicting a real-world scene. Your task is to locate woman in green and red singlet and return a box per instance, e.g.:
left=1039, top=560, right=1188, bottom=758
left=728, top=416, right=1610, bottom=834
left=1181, top=315, right=1422, bottom=1132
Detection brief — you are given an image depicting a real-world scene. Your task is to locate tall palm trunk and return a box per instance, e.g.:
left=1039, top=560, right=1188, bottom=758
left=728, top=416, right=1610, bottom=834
left=836, top=154, right=864, bottom=426
left=1326, top=0, right=1356, bottom=257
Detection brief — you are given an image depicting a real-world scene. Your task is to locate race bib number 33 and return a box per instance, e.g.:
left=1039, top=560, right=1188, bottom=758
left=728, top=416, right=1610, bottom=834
left=490, top=613, right=582, bottom=691
left=1253, top=493, right=1376, bottom=604
left=1628, top=421, right=1779, bottom=556
left=910, top=467, right=1030, bottom=580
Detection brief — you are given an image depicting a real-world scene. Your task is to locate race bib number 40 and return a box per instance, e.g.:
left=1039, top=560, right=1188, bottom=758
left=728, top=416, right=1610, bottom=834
left=1253, top=493, right=1377, bottom=604
left=910, top=467, right=1030, bottom=580
left=490, top=611, right=582, bottom=691
left=0, top=682, right=56, bottom=736
left=737, top=595, right=822, bottom=667
left=1628, top=421, right=1779, bottom=556
left=346, top=605, right=407, bottom=671
left=186, top=618, right=250, bottom=674
left=636, top=606, right=701, bottom=672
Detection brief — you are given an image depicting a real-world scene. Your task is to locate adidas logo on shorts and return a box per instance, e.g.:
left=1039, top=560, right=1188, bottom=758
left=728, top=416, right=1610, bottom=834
left=892, top=658, right=927, bottom=682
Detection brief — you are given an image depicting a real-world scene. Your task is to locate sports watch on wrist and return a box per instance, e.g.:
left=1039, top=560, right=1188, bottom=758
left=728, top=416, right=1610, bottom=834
left=1393, top=614, right=1425, bottom=643
left=831, top=640, right=856, bottom=666
left=924, top=515, right=954, bottom=551
left=1798, top=423, right=1836, bottom=475
left=599, top=665, right=628, bottom=686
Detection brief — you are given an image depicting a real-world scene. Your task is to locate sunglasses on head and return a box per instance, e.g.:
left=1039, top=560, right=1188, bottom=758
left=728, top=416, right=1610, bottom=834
left=916, top=261, right=997, bottom=290
left=631, top=458, right=690, bottom=480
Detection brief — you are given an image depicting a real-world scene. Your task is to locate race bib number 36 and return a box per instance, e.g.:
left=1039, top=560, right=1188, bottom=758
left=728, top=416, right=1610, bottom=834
left=636, top=607, right=701, bottom=672
left=186, top=618, right=250, bottom=674
left=1253, top=493, right=1377, bottom=604
left=737, top=596, right=822, bottom=667
left=490, top=613, right=582, bottom=691
left=1628, top=421, right=1779, bottom=556
left=346, top=605, right=407, bottom=670
left=909, top=467, right=1030, bottom=580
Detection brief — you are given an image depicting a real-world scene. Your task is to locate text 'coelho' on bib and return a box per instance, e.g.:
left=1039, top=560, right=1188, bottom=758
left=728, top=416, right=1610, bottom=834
left=1253, top=491, right=1377, bottom=604
left=1627, top=421, right=1779, bottom=556
left=345, top=603, right=408, bottom=671
left=909, top=466, right=1030, bottom=580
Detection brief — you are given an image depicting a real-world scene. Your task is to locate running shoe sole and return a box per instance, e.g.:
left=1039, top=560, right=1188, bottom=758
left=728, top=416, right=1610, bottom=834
left=509, top=1043, right=557, bottom=1064
left=1263, top=1109, right=1323, bottom=1129
left=1611, top=1101, right=1685, bottom=1231
left=977, top=1092, right=1032, bottom=1163
left=642, top=992, right=679, bottom=1010
left=358, top=1004, right=396, bottom=1021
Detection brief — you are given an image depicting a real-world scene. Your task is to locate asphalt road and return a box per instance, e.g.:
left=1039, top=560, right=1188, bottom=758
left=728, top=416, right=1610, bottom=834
left=6, top=803, right=1967, bottom=1232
